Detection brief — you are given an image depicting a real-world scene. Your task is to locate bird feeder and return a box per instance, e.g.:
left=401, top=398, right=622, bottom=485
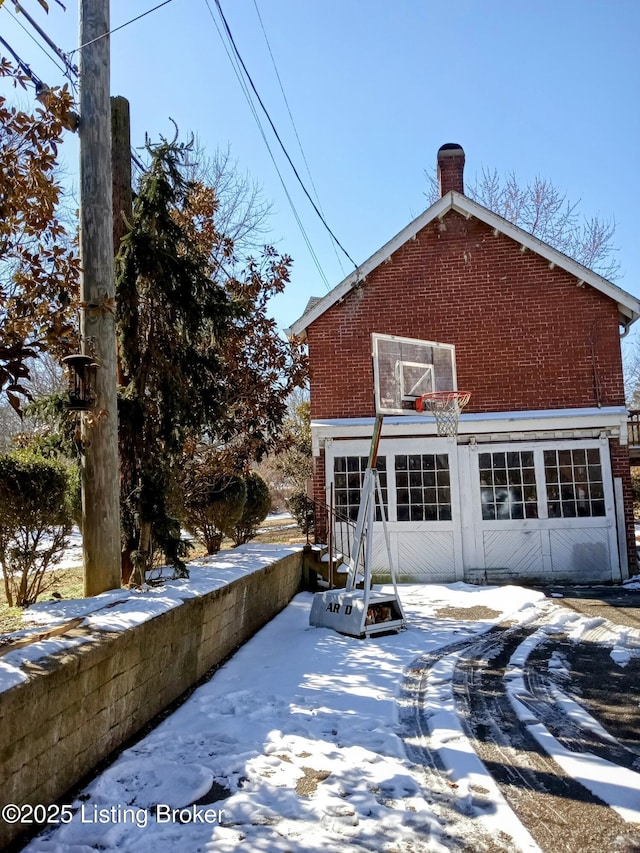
left=62, top=354, right=99, bottom=411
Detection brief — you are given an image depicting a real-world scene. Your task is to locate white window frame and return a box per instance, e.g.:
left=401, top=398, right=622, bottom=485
left=470, top=438, right=614, bottom=527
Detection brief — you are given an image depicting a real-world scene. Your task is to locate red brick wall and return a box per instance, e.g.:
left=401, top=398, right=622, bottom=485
left=609, top=440, right=636, bottom=571
left=307, top=211, right=625, bottom=421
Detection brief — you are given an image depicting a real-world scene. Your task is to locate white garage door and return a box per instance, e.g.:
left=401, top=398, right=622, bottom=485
left=462, top=440, right=620, bottom=584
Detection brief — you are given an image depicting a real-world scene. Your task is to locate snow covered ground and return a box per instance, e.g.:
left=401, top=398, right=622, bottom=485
left=10, top=556, right=640, bottom=853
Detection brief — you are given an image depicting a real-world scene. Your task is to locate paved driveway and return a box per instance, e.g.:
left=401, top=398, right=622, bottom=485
left=539, top=583, right=640, bottom=631
left=404, top=586, right=640, bottom=852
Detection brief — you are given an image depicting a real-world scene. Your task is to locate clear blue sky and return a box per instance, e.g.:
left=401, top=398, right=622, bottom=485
left=2, top=0, right=639, bottom=342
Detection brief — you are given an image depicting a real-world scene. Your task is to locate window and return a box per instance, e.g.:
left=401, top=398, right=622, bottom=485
left=333, top=456, right=387, bottom=521
left=544, top=448, right=605, bottom=518
left=395, top=453, right=451, bottom=521
left=479, top=451, right=538, bottom=520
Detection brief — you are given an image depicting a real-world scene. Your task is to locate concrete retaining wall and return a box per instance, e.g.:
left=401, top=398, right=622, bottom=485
left=0, top=548, right=303, bottom=849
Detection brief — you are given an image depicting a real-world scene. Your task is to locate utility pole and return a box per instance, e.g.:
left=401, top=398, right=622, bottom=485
left=79, top=0, right=121, bottom=595
left=111, top=95, right=132, bottom=260
left=111, top=94, right=131, bottom=388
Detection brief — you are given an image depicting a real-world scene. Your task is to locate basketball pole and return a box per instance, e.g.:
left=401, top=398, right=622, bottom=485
left=345, top=414, right=384, bottom=592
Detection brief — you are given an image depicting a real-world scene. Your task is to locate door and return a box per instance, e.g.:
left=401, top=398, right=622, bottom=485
left=326, top=436, right=465, bottom=582
left=463, top=440, right=620, bottom=584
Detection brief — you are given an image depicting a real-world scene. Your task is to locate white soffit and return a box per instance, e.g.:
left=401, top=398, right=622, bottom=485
left=311, top=407, right=627, bottom=441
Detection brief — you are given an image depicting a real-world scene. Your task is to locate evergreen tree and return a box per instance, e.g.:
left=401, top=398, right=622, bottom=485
left=116, top=134, right=232, bottom=583
left=232, top=471, right=271, bottom=545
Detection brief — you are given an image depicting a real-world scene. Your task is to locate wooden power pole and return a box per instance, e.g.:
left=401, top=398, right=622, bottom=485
left=111, top=96, right=132, bottom=259
left=79, top=0, right=121, bottom=595
left=111, top=95, right=132, bottom=386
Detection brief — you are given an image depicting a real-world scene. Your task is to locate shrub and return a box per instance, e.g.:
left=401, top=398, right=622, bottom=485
left=181, top=452, right=247, bottom=554
left=287, top=490, right=314, bottom=536
left=0, top=452, right=73, bottom=607
left=231, top=472, right=271, bottom=545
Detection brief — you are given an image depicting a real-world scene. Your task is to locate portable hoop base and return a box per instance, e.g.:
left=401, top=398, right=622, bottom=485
left=309, top=415, right=406, bottom=639
left=309, top=589, right=406, bottom=639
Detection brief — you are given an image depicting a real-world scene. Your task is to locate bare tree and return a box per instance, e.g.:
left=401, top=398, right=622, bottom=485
left=426, top=167, right=620, bottom=281
left=0, top=354, right=66, bottom=452
left=182, top=139, right=273, bottom=262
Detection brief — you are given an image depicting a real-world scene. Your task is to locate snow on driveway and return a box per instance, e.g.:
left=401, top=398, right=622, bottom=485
left=16, top=577, right=640, bottom=853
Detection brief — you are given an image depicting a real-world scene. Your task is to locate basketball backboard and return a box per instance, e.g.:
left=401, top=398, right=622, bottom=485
left=372, top=333, right=457, bottom=415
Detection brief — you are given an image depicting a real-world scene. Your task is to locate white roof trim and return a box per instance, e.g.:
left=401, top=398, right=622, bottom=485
left=310, top=407, right=628, bottom=453
left=286, top=192, right=640, bottom=338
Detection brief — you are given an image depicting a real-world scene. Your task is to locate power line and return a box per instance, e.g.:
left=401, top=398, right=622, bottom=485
left=252, top=0, right=318, bottom=208
left=69, top=0, right=178, bottom=56
left=213, top=0, right=358, bottom=272
left=0, top=34, right=45, bottom=87
left=203, top=0, right=332, bottom=291
left=2, top=5, right=71, bottom=81
left=251, top=0, right=348, bottom=280
left=10, top=2, right=78, bottom=82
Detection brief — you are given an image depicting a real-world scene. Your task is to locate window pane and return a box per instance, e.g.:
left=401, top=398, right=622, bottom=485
left=511, top=503, right=524, bottom=519
left=494, top=469, right=508, bottom=487
left=482, top=503, right=496, bottom=521
left=479, top=451, right=539, bottom=520
left=334, top=455, right=388, bottom=521
left=508, top=469, right=522, bottom=485
left=543, top=448, right=605, bottom=518
left=588, top=466, right=602, bottom=483
left=548, top=501, right=561, bottom=518
left=395, top=453, right=451, bottom=523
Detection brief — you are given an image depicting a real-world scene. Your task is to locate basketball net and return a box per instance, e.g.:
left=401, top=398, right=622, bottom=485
left=416, top=391, right=471, bottom=440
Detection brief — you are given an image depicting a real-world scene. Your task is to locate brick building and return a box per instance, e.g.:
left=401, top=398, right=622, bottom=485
left=286, top=145, right=640, bottom=584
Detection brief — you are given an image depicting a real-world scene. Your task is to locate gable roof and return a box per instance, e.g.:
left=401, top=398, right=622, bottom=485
left=285, top=190, right=640, bottom=339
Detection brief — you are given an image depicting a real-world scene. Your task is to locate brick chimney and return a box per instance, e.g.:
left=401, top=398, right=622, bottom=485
left=437, top=143, right=465, bottom=196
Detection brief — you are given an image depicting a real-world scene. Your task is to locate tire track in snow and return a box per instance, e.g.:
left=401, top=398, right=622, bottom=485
left=401, top=616, right=640, bottom=852
left=399, top=636, right=540, bottom=853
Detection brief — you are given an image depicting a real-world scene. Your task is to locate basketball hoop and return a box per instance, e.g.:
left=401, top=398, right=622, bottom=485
left=416, top=391, right=471, bottom=439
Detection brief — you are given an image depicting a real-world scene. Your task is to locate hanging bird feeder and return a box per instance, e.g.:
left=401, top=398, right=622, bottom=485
left=62, top=354, right=99, bottom=411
